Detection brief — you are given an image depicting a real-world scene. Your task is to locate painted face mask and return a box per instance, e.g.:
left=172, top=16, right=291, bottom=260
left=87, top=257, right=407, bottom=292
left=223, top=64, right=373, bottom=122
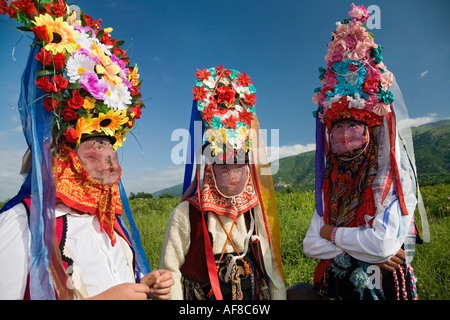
left=75, top=136, right=122, bottom=186
left=212, top=163, right=249, bottom=197
left=330, top=119, right=368, bottom=155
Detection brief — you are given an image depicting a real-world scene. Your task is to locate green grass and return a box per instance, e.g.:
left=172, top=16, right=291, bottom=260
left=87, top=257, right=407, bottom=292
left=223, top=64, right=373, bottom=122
left=128, top=184, right=450, bottom=300
left=2, top=184, right=448, bottom=299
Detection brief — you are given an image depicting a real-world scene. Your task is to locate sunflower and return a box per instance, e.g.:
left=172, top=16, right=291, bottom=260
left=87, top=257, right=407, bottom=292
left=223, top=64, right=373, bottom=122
left=88, top=109, right=129, bottom=137
left=32, top=13, right=79, bottom=54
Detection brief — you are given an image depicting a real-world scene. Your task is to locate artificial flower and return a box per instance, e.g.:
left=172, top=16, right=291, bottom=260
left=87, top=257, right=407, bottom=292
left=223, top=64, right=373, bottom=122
left=80, top=71, right=108, bottom=100
left=216, top=85, right=236, bottom=106
left=83, top=96, right=96, bottom=111
left=32, top=13, right=79, bottom=54
left=67, top=90, right=84, bottom=109
left=14, top=0, right=38, bottom=19
left=36, top=76, right=53, bottom=93
left=223, top=114, right=239, bottom=129
left=43, top=96, right=59, bottom=112
left=52, top=74, right=68, bottom=92
left=129, top=106, right=142, bottom=119
left=236, top=72, right=253, bottom=87
left=348, top=3, right=370, bottom=24
left=192, top=85, right=209, bottom=102
left=243, top=93, right=256, bottom=106
left=88, top=109, right=128, bottom=137
left=104, top=82, right=132, bottom=110
left=372, top=102, right=391, bottom=116
left=63, top=126, right=79, bottom=144
left=195, top=68, right=211, bottom=81
left=35, top=49, right=66, bottom=71
left=66, top=50, right=97, bottom=83
left=60, top=106, right=78, bottom=121
left=128, top=64, right=140, bottom=87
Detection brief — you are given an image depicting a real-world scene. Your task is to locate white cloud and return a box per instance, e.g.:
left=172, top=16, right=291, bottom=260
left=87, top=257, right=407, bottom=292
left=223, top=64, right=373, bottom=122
left=419, top=70, right=429, bottom=79
left=121, top=165, right=185, bottom=195
left=397, top=113, right=438, bottom=129
left=266, top=143, right=316, bottom=163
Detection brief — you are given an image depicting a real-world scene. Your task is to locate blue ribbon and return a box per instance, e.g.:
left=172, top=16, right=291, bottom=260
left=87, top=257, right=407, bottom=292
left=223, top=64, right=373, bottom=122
left=314, top=111, right=325, bottom=216
left=118, top=180, right=151, bottom=277
left=17, top=43, right=56, bottom=299
left=182, top=100, right=204, bottom=195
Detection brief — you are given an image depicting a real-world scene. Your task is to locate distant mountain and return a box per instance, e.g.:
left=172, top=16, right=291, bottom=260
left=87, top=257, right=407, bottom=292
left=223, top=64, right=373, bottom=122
left=272, top=119, right=450, bottom=192
left=151, top=120, right=450, bottom=197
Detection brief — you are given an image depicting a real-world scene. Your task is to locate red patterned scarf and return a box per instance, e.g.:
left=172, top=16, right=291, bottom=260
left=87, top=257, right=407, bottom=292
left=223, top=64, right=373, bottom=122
left=55, top=144, right=123, bottom=245
left=188, top=164, right=259, bottom=221
left=322, top=134, right=378, bottom=228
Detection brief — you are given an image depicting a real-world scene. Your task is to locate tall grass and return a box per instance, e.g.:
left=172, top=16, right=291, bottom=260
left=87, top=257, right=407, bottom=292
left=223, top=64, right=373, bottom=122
left=2, top=184, right=446, bottom=299
left=128, top=184, right=450, bottom=300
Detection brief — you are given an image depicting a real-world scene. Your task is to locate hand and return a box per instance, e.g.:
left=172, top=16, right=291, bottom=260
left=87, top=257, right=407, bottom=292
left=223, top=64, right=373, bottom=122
left=320, top=224, right=335, bottom=241
left=140, top=269, right=174, bottom=300
left=87, top=283, right=150, bottom=300
left=376, top=249, right=405, bottom=272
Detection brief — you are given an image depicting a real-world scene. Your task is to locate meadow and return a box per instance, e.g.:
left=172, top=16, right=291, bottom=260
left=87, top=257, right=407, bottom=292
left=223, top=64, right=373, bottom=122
left=127, top=184, right=450, bottom=300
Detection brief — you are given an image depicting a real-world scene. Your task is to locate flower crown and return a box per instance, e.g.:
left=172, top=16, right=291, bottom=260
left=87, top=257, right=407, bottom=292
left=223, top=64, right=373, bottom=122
left=1, top=1, right=144, bottom=150
left=193, top=65, right=256, bottom=161
left=312, top=3, right=394, bottom=130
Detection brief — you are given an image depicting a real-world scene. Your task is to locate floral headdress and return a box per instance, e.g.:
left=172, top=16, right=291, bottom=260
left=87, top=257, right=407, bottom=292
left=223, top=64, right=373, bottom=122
left=193, top=65, right=256, bottom=161
left=1, top=0, right=144, bottom=150
left=312, top=3, right=394, bottom=130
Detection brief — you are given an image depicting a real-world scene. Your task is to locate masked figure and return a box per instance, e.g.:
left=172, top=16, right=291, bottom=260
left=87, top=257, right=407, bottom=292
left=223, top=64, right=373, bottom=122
left=0, top=2, right=173, bottom=300
left=301, top=4, right=430, bottom=300
left=160, top=66, right=286, bottom=300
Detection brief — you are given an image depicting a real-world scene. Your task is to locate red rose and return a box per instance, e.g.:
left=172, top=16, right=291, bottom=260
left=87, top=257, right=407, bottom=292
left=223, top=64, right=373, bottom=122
left=60, top=106, right=78, bottom=121
left=63, top=127, right=79, bottom=144
left=129, top=106, right=142, bottom=119
left=216, top=86, right=236, bottom=106
left=52, top=75, right=68, bottom=92
left=67, top=90, right=84, bottom=109
left=52, top=53, right=66, bottom=71
left=36, top=49, right=65, bottom=70
left=43, top=97, right=60, bottom=112
left=36, top=76, right=53, bottom=93
left=36, top=48, right=52, bottom=67
left=31, top=25, right=51, bottom=43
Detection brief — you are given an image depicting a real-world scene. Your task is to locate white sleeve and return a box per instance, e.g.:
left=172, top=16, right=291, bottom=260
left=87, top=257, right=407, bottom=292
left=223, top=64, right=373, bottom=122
left=304, top=191, right=416, bottom=264
left=159, top=201, right=191, bottom=300
left=336, top=190, right=416, bottom=263
left=303, top=209, right=344, bottom=259
left=0, top=203, right=31, bottom=299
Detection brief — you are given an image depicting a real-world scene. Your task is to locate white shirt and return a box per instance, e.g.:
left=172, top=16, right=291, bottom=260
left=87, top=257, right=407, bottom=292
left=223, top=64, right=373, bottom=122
left=0, top=202, right=135, bottom=299
left=303, top=185, right=417, bottom=264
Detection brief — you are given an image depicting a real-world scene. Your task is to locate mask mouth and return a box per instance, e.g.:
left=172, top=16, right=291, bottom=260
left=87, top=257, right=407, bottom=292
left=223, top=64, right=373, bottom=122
left=211, top=164, right=250, bottom=198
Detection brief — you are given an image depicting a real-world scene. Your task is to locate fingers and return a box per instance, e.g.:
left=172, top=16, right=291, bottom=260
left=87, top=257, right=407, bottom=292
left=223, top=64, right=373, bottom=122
left=141, top=270, right=175, bottom=300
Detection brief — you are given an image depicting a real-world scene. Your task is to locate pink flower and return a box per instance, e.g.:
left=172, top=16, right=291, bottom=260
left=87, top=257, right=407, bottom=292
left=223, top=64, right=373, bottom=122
left=372, top=102, right=391, bottom=116
left=80, top=71, right=108, bottom=100
left=348, top=3, right=370, bottom=24
left=380, top=70, right=394, bottom=91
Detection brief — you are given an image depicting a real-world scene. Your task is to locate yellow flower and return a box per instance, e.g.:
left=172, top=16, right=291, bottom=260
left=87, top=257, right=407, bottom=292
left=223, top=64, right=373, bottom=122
left=88, top=109, right=129, bottom=137
left=75, top=116, right=94, bottom=145
left=236, top=126, right=248, bottom=141
left=32, top=13, right=79, bottom=54
left=128, top=64, right=140, bottom=87
left=92, top=41, right=122, bottom=85
left=83, top=96, right=96, bottom=111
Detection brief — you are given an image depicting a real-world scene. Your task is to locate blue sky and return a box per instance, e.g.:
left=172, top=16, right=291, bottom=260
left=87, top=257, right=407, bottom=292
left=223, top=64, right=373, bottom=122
left=0, top=0, right=449, bottom=201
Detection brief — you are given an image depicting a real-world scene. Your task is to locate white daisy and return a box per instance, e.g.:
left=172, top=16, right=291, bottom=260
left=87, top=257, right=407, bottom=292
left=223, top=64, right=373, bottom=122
left=66, top=51, right=97, bottom=83
left=103, top=81, right=132, bottom=110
